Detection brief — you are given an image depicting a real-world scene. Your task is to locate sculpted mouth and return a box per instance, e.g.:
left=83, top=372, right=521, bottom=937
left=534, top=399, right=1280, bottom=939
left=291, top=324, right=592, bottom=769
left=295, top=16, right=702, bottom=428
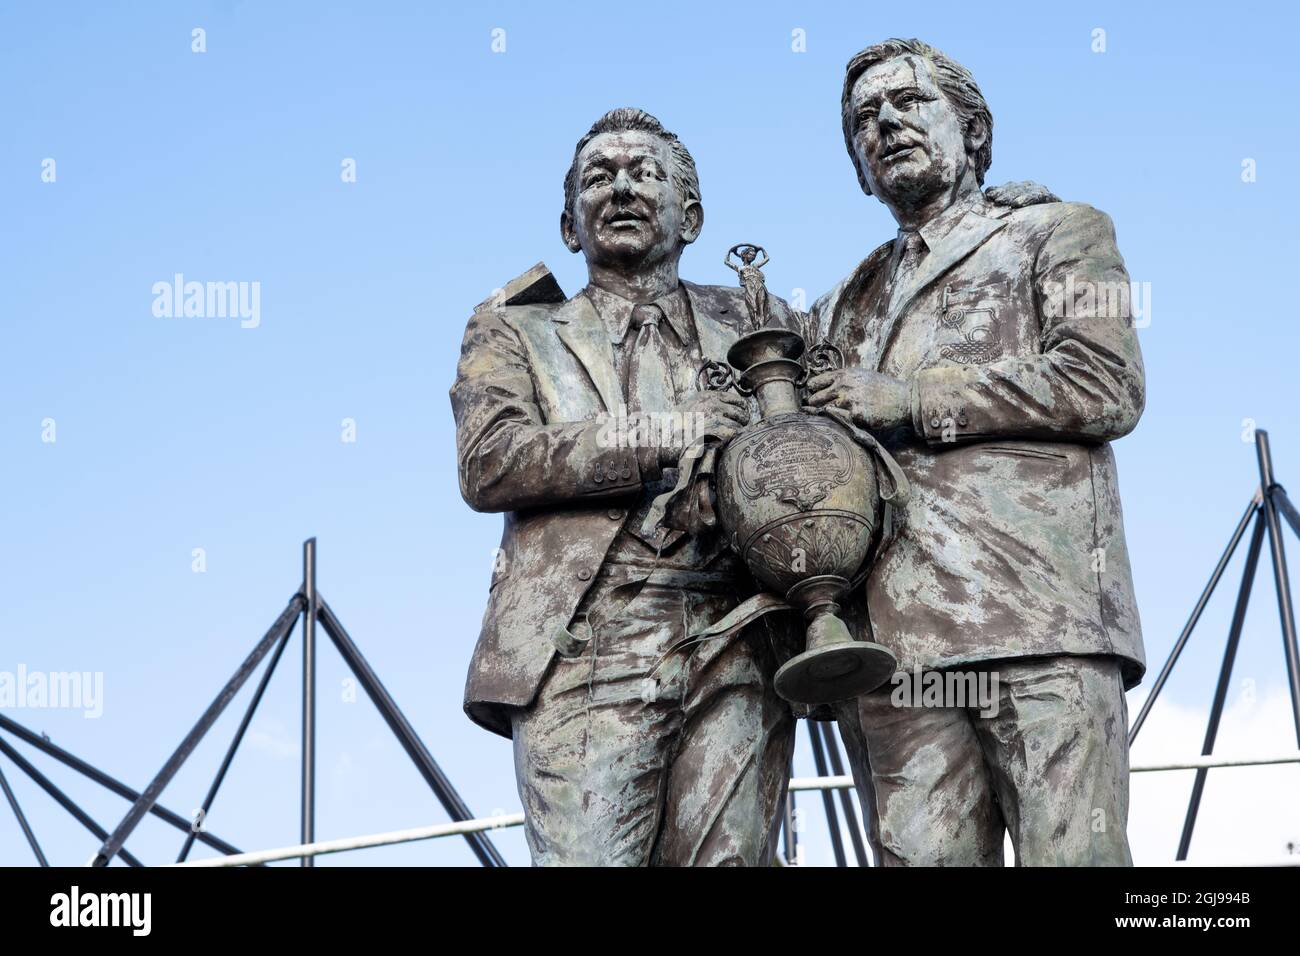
left=880, top=141, right=919, bottom=161
left=606, top=210, right=647, bottom=225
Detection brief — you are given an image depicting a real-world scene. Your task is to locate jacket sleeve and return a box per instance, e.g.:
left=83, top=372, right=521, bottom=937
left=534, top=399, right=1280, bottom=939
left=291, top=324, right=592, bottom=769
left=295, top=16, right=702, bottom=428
left=450, top=306, right=643, bottom=513
left=911, top=204, right=1145, bottom=445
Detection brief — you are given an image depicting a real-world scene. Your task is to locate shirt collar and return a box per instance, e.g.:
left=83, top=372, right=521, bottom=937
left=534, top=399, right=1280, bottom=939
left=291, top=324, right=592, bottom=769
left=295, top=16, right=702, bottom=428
left=583, top=282, right=693, bottom=345
left=904, top=189, right=985, bottom=254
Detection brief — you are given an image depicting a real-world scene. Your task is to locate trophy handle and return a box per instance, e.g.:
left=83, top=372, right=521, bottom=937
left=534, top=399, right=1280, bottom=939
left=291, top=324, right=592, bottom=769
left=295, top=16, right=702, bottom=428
left=698, top=359, right=751, bottom=396
left=803, top=339, right=844, bottom=376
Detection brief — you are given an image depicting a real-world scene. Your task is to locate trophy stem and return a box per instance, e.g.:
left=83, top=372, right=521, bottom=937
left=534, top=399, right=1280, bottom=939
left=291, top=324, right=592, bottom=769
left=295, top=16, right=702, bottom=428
left=804, top=604, right=854, bottom=656
left=773, top=575, right=897, bottom=705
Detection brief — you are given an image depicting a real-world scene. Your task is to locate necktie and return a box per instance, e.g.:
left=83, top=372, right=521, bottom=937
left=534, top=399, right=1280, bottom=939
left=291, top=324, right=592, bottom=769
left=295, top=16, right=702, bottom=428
left=889, top=230, right=926, bottom=312
left=626, top=303, right=677, bottom=414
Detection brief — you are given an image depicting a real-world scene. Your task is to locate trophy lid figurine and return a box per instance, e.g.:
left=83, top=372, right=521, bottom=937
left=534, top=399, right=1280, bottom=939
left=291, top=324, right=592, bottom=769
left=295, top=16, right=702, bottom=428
left=649, top=243, right=909, bottom=706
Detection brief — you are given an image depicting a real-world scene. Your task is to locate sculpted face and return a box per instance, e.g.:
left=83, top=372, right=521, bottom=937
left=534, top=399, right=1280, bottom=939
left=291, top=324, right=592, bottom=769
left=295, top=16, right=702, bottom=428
left=562, top=130, right=700, bottom=268
left=849, top=54, right=976, bottom=209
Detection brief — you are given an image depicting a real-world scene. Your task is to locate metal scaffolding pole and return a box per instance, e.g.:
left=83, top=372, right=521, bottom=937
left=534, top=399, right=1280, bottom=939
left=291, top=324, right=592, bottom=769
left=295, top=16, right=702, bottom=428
left=316, top=595, right=506, bottom=867
left=806, top=721, right=846, bottom=867
left=1255, top=431, right=1300, bottom=744
left=90, top=594, right=306, bottom=867
left=1276, top=487, right=1300, bottom=539
left=0, top=736, right=143, bottom=867
left=781, top=754, right=798, bottom=866
left=0, top=761, right=47, bottom=866
left=818, top=722, right=868, bottom=866
left=0, top=713, right=242, bottom=857
left=1129, top=494, right=1261, bottom=745
left=1176, top=512, right=1265, bottom=859
left=302, top=538, right=317, bottom=868
left=176, top=622, right=296, bottom=863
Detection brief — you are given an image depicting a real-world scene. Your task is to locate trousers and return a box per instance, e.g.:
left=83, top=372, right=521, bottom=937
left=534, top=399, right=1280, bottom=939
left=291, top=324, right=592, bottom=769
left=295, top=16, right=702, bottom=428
left=834, top=654, right=1133, bottom=866
left=510, top=572, right=795, bottom=866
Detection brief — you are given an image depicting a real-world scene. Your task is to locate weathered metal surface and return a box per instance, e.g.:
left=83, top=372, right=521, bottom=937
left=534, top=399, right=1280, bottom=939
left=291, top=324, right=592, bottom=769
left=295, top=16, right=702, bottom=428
left=452, top=108, right=803, bottom=865
left=834, top=657, right=1133, bottom=865
left=453, top=53, right=1144, bottom=865
left=806, top=38, right=1146, bottom=866
left=702, top=256, right=908, bottom=705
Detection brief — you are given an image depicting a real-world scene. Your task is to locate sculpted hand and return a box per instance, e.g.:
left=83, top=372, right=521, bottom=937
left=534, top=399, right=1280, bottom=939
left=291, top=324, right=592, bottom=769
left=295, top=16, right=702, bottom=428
left=984, top=180, right=1060, bottom=208
left=657, top=390, right=750, bottom=467
left=805, top=368, right=910, bottom=433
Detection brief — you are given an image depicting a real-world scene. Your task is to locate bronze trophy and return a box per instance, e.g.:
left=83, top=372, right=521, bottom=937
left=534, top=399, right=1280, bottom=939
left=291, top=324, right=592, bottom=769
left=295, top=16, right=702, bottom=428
left=702, top=244, right=909, bottom=705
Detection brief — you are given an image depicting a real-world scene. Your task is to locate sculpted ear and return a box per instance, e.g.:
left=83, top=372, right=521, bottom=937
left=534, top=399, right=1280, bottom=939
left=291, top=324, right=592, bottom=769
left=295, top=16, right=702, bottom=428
left=964, top=116, right=989, bottom=161
left=680, top=200, right=703, bottom=245
left=560, top=210, right=582, bottom=253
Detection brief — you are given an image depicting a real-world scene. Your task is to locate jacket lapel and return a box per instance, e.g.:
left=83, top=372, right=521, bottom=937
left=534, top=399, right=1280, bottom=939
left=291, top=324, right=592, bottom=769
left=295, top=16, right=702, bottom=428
left=875, top=205, right=1008, bottom=370
left=682, top=281, right=736, bottom=364
left=553, top=293, right=622, bottom=413
left=827, top=242, right=893, bottom=352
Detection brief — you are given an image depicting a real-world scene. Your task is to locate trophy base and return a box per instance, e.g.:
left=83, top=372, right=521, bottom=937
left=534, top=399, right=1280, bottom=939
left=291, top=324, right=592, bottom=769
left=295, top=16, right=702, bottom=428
left=773, top=592, right=897, bottom=705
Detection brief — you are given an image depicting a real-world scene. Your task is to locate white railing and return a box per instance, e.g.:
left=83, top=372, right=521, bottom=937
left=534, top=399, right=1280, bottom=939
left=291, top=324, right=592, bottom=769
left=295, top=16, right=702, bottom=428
left=169, top=751, right=1300, bottom=868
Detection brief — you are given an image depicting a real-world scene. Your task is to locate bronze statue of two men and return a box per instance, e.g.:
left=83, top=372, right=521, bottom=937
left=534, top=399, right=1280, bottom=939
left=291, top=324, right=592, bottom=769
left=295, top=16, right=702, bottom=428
left=450, top=38, right=1146, bottom=866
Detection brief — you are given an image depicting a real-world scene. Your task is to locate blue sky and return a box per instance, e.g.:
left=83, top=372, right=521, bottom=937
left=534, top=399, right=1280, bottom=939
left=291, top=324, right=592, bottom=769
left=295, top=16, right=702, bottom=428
left=2, top=0, right=1298, bottom=866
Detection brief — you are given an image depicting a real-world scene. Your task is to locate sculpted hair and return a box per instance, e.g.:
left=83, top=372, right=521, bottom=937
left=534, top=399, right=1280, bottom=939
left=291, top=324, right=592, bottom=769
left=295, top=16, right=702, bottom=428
left=563, top=108, right=701, bottom=218
left=841, top=38, right=994, bottom=194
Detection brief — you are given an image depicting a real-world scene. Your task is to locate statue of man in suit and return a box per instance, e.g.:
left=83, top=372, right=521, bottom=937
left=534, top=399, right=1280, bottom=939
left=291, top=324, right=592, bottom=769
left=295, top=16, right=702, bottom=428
left=450, top=108, right=804, bottom=866
left=804, top=39, right=1147, bottom=865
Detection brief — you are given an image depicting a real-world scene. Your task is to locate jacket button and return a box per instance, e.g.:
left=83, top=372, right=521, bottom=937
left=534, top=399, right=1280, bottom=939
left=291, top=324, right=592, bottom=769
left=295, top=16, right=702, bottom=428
left=577, top=568, right=592, bottom=581
left=607, top=509, right=625, bottom=520
left=620, top=465, right=632, bottom=479
left=593, top=471, right=604, bottom=484
left=957, top=415, right=969, bottom=426
left=930, top=417, right=941, bottom=429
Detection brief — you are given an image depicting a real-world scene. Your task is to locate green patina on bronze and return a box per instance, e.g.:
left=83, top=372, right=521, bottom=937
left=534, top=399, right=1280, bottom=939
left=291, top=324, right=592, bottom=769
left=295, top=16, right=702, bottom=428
left=451, top=41, right=1138, bottom=865
left=807, top=38, right=1145, bottom=866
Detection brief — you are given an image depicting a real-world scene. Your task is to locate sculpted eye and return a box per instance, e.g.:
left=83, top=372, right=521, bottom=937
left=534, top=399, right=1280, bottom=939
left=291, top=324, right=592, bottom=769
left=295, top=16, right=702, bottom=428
left=584, top=173, right=611, bottom=189
left=898, top=90, right=935, bottom=110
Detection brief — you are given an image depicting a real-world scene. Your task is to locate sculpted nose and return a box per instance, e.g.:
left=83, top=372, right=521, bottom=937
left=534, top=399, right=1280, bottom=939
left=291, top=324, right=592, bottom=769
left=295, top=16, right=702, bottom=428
left=612, top=168, right=634, bottom=197
left=877, top=100, right=903, bottom=132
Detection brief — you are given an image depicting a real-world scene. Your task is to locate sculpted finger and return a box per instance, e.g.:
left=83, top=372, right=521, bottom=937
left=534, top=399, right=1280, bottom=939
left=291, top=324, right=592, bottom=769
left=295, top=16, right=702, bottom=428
left=805, top=372, right=837, bottom=392
left=699, top=394, right=745, bottom=418
left=709, top=423, right=739, bottom=444
left=723, top=413, right=749, bottom=428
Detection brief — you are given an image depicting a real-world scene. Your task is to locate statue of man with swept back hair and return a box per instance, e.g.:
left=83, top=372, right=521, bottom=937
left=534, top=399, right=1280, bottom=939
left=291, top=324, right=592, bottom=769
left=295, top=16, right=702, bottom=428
left=805, top=38, right=1146, bottom=866
left=451, top=108, right=805, bottom=866
left=453, top=95, right=1074, bottom=866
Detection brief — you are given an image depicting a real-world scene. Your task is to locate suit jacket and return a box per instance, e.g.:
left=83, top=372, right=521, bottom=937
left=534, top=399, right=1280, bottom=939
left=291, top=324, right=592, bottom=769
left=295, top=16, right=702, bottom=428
left=452, top=279, right=802, bottom=737
left=808, top=195, right=1146, bottom=688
